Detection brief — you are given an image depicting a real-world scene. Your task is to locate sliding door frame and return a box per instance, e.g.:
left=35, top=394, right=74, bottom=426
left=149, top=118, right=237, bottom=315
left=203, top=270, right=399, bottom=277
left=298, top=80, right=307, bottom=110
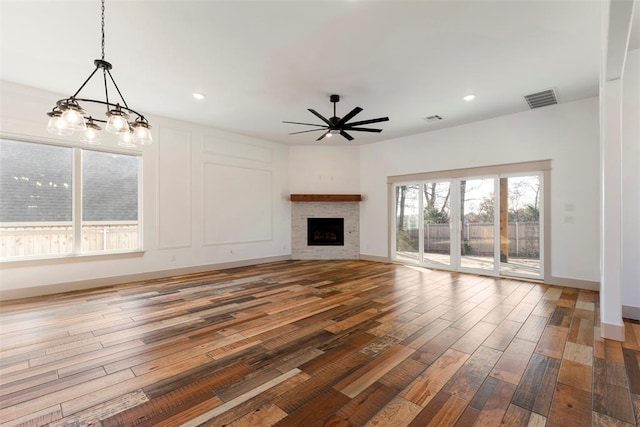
left=388, top=160, right=551, bottom=282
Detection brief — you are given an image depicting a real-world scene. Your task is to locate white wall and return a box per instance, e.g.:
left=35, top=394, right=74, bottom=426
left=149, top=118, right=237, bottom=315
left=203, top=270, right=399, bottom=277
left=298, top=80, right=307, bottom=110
left=358, top=97, right=600, bottom=283
left=0, top=81, right=606, bottom=298
left=622, top=48, right=640, bottom=318
left=0, top=82, right=291, bottom=298
left=289, top=145, right=360, bottom=194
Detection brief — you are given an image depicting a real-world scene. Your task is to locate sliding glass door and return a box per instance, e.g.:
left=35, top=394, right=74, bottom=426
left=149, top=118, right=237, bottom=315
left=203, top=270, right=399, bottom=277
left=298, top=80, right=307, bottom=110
left=395, top=184, right=420, bottom=263
left=422, top=181, right=452, bottom=267
left=393, top=172, right=542, bottom=279
left=499, top=174, right=542, bottom=277
left=460, top=177, right=498, bottom=273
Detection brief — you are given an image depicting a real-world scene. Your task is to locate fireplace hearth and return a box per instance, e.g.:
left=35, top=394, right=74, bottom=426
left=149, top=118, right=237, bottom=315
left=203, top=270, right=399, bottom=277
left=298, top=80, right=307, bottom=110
left=291, top=199, right=359, bottom=259
left=307, top=218, right=344, bottom=246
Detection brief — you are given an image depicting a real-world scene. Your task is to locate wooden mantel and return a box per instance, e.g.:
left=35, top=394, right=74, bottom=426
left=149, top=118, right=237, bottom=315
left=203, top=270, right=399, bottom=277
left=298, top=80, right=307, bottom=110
left=290, top=194, right=362, bottom=202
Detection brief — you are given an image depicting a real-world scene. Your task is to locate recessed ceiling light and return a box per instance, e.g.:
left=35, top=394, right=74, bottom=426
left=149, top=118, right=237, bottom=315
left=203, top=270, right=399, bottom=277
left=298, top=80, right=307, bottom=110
left=463, top=94, right=476, bottom=102
left=193, top=93, right=206, bottom=100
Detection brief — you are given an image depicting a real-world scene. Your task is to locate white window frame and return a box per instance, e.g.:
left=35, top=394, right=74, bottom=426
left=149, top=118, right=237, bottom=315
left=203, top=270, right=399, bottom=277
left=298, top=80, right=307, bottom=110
left=0, top=136, right=144, bottom=264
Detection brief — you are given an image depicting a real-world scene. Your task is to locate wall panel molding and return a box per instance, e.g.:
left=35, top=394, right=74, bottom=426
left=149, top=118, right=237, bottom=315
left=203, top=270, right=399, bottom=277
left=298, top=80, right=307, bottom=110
left=203, top=162, right=272, bottom=246
left=204, top=135, right=273, bottom=163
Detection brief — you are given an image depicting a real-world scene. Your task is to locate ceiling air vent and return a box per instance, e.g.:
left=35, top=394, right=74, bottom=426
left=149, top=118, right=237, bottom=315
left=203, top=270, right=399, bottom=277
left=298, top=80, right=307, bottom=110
left=524, top=89, right=557, bottom=109
left=424, top=115, right=443, bottom=123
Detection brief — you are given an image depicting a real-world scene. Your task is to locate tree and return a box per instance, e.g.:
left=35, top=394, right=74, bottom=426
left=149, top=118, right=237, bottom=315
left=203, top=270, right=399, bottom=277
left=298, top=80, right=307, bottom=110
left=424, top=207, right=450, bottom=224
left=476, top=195, right=495, bottom=223
left=507, top=177, right=540, bottom=221
left=396, top=185, right=420, bottom=251
left=423, top=182, right=450, bottom=224
left=510, top=204, right=539, bottom=222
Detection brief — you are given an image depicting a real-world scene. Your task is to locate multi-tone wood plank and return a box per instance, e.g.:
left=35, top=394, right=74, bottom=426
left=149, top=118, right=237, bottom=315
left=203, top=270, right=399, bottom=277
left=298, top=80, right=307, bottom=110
left=0, top=260, right=639, bottom=426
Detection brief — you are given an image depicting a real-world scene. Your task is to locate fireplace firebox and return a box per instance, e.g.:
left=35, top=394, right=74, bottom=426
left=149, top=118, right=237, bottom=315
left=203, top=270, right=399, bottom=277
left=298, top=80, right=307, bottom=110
left=307, top=218, right=344, bottom=246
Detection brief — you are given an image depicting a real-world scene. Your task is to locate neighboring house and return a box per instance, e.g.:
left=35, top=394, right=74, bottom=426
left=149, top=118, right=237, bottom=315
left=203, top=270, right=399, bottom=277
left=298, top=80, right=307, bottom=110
left=0, top=141, right=137, bottom=222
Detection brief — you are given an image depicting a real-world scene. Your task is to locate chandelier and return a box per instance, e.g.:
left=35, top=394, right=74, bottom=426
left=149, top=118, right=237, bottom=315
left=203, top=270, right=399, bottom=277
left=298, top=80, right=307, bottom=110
left=46, top=0, right=152, bottom=147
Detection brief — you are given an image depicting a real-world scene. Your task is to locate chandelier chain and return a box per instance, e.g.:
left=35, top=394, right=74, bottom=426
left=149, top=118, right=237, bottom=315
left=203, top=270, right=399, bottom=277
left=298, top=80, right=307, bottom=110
left=101, top=0, right=105, bottom=60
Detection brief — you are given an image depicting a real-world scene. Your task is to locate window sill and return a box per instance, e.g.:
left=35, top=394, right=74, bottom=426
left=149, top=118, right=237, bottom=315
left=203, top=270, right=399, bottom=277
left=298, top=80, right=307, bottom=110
left=0, top=250, right=146, bottom=268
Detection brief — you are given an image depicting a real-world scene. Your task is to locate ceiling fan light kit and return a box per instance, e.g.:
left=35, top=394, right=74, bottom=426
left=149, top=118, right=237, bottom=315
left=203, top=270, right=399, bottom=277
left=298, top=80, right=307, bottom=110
left=284, top=94, right=389, bottom=142
left=45, top=0, right=152, bottom=148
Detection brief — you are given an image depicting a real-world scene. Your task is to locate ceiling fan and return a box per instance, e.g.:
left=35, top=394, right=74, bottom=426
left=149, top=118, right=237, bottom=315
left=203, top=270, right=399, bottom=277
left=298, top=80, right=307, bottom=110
left=283, top=94, right=389, bottom=141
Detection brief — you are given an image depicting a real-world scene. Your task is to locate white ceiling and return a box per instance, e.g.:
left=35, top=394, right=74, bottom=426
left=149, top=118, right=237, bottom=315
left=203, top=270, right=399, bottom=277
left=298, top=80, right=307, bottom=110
left=1, top=1, right=605, bottom=145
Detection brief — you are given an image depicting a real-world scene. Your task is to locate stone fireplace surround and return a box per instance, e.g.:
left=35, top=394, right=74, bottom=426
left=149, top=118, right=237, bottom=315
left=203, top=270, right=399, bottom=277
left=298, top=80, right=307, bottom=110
left=290, top=194, right=361, bottom=260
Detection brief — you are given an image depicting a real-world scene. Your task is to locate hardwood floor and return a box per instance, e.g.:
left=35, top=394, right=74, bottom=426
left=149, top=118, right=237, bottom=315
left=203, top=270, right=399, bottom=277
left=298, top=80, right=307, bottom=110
left=0, top=260, right=639, bottom=426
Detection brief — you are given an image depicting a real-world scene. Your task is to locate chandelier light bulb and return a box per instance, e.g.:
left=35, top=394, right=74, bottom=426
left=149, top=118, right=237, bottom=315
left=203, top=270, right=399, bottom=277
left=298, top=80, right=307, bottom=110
left=131, top=120, right=152, bottom=145
left=80, top=118, right=101, bottom=144
left=105, top=107, right=130, bottom=134
left=82, top=128, right=100, bottom=144
left=60, top=103, right=87, bottom=131
left=47, top=111, right=74, bottom=136
left=118, top=129, right=136, bottom=148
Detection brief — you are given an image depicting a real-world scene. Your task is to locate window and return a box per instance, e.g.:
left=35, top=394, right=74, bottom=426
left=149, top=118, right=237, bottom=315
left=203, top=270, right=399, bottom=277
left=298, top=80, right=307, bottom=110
left=0, top=138, right=141, bottom=259
left=0, top=140, right=73, bottom=257
left=82, top=150, right=140, bottom=252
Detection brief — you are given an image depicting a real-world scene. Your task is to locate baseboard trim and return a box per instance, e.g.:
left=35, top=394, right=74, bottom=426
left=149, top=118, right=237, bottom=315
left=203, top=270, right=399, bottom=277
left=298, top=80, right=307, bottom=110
left=359, top=254, right=391, bottom=263
left=360, top=258, right=600, bottom=290
left=622, top=305, right=640, bottom=321
left=0, top=255, right=292, bottom=301
left=600, top=321, right=626, bottom=341
left=546, top=276, right=600, bottom=291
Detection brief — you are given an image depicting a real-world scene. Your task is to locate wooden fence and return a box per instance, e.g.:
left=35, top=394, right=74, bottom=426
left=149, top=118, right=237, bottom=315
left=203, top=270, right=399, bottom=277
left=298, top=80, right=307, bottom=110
left=0, top=222, right=139, bottom=257
left=404, top=222, right=539, bottom=258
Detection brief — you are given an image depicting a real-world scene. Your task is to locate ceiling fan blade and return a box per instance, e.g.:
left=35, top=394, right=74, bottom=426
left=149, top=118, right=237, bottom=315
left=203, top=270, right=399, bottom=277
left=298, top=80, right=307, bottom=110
left=340, top=130, right=354, bottom=141
left=344, top=127, right=383, bottom=133
left=345, top=117, right=389, bottom=127
left=337, top=107, right=363, bottom=127
left=308, top=109, right=332, bottom=126
left=288, top=128, right=327, bottom=135
left=283, top=121, right=327, bottom=127
left=316, top=130, right=330, bottom=141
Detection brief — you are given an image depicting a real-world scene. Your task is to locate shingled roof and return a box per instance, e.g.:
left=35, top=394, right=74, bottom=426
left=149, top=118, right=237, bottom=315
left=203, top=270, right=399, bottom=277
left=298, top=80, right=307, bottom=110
left=0, top=140, right=138, bottom=223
